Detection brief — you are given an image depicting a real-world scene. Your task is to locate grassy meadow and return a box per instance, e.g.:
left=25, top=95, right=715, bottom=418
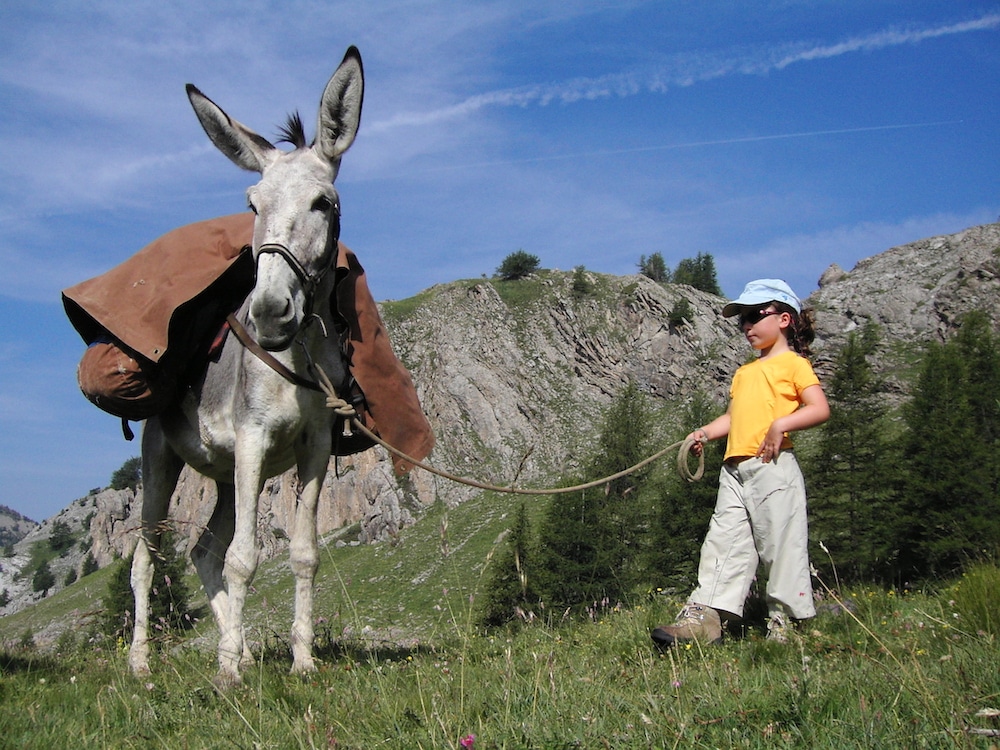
left=1, top=492, right=999, bottom=748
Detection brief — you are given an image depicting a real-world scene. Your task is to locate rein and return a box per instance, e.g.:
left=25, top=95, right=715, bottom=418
left=254, top=340, right=706, bottom=495
left=230, top=324, right=707, bottom=491
left=229, top=232, right=706, bottom=491
left=348, top=415, right=708, bottom=494
left=226, top=313, right=323, bottom=392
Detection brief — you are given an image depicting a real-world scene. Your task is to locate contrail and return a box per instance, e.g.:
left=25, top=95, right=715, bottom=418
left=772, top=13, right=1000, bottom=69
left=425, top=120, right=964, bottom=172
left=368, top=12, right=999, bottom=134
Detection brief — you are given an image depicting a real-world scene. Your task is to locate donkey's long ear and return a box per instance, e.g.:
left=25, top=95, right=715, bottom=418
left=314, top=46, right=364, bottom=163
left=186, top=84, right=278, bottom=173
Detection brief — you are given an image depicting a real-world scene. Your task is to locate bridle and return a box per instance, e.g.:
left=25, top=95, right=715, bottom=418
left=253, top=200, right=341, bottom=321
left=228, top=199, right=344, bottom=388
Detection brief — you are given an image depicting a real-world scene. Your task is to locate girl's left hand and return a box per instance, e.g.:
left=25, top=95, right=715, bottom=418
left=756, top=424, right=785, bottom=463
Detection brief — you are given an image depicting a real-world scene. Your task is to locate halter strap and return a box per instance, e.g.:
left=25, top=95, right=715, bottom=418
left=253, top=200, right=341, bottom=314
left=225, top=313, right=323, bottom=392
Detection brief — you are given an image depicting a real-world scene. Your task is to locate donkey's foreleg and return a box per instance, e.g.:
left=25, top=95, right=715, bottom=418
left=215, top=458, right=264, bottom=688
left=288, top=434, right=332, bottom=675
left=130, top=419, right=184, bottom=676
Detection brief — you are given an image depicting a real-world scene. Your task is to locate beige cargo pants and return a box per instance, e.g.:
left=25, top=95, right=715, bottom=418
left=689, top=451, right=816, bottom=621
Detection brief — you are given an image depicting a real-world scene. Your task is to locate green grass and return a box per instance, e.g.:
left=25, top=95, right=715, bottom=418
left=2, top=487, right=999, bottom=748
left=1, top=580, right=998, bottom=748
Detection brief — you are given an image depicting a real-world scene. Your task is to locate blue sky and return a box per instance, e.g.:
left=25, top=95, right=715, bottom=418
left=1, top=1, right=998, bottom=521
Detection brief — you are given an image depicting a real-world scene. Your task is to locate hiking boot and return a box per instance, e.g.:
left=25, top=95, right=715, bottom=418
left=651, top=603, right=723, bottom=648
left=766, top=612, right=790, bottom=643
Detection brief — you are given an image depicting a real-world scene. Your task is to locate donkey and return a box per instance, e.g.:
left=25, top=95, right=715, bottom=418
left=129, top=47, right=364, bottom=687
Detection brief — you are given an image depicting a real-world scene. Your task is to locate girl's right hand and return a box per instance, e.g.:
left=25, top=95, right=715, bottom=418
left=686, top=428, right=709, bottom=456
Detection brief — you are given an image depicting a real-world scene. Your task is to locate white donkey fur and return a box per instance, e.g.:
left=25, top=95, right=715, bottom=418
left=129, top=48, right=364, bottom=687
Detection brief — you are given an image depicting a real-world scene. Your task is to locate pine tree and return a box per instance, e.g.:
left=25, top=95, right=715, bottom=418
left=48, top=520, right=75, bottom=555
left=110, top=456, right=142, bottom=491
left=672, top=252, right=722, bottom=295
left=638, top=253, right=669, bottom=283
left=476, top=502, right=538, bottom=628
left=32, top=561, right=55, bottom=595
left=893, top=315, right=1000, bottom=580
left=572, top=265, right=593, bottom=297
left=81, top=552, right=99, bottom=576
left=102, top=534, right=195, bottom=641
left=954, top=311, right=1000, bottom=498
left=496, top=250, right=540, bottom=280
left=808, top=324, right=894, bottom=582
left=535, top=382, right=654, bottom=613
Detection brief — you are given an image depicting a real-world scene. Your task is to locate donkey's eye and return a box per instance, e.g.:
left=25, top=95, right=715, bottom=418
left=311, top=195, right=333, bottom=213
left=247, top=199, right=258, bottom=215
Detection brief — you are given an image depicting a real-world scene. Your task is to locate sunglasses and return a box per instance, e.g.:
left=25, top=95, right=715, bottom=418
left=738, top=308, right=781, bottom=327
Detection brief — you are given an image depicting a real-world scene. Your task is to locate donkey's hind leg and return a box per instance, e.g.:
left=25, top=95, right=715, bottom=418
left=191, top=482, right=254, bottom=670
left=129, top=418, right=184, bottom=676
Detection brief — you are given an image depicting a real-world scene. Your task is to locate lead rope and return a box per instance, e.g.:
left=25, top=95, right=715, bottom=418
left=311, top=360, right=706, bottom=493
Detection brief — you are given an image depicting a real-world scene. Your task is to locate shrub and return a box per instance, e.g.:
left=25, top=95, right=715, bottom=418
left=496, top=250, right=540, bottom=280
left=32, top=561, right=55, bottom=595
left=101, top=534, right=194, bottom=642
left=110, top=456, right=142, bottom=491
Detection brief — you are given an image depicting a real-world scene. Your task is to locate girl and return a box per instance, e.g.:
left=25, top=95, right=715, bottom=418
left=652, top=279, right=830, bottom=646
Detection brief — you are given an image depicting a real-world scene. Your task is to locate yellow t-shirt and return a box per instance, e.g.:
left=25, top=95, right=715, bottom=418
left=725, top=351, right=820, bottom=460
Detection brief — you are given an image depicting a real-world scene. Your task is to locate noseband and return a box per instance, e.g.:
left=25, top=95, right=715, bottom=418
left=256, top=242, right=330, bottom=311
left=253, top=202, right=341, bottom=320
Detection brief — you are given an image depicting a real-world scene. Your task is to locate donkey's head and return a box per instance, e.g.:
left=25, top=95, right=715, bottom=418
left=187, top=47, right=364, bottom=350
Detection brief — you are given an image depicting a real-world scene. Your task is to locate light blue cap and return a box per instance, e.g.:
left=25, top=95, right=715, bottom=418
left=722, top=279, right=801, bottom=317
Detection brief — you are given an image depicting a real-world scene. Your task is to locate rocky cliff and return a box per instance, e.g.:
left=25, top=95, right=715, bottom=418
left=4, top=222, right=998, bottom=616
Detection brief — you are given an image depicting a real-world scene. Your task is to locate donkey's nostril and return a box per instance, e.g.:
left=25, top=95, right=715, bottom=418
left=252, top=293, right=292, bottom=321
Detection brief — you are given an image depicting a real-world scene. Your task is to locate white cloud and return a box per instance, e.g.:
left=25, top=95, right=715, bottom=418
left=365, top=11, right=1000, bottom=134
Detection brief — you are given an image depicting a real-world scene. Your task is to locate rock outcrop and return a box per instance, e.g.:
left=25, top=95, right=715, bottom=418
left=5, top=222, right=998, bottom=618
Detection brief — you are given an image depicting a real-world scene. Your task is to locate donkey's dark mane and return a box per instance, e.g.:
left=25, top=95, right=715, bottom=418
left=277, top=112, right=308, bottom=149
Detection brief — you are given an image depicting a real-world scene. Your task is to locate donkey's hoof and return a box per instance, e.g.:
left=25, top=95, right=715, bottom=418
left=128, top=655, right=152, bottom=677
left=212, top=669, right=243, bottom=691
left=290, top=657, right=317, bottom=676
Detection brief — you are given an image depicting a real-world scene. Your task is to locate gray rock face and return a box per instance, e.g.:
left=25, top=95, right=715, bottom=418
left=6, top=222, right=998, bottom=618
left=810, top=223, right=1000, bottom=344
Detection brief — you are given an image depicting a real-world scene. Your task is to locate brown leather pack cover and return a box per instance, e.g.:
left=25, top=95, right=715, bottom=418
left=63, top=214, right=433, bottom=474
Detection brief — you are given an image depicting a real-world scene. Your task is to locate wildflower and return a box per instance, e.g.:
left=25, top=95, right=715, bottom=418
left=460, top=733, right=475, bottom=748
left=671, top=680, right=682, bottom=688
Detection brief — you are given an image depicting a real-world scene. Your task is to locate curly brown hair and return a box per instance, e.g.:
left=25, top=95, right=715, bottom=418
left=772, top=301, right=816, bottom=357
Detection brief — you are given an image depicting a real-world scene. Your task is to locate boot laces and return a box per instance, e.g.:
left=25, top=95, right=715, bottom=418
left=676, top=604, right=707, bottom=625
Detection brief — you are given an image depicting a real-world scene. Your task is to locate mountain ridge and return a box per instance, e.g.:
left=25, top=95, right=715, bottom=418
left=3, top=221, right=998, bottom=628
